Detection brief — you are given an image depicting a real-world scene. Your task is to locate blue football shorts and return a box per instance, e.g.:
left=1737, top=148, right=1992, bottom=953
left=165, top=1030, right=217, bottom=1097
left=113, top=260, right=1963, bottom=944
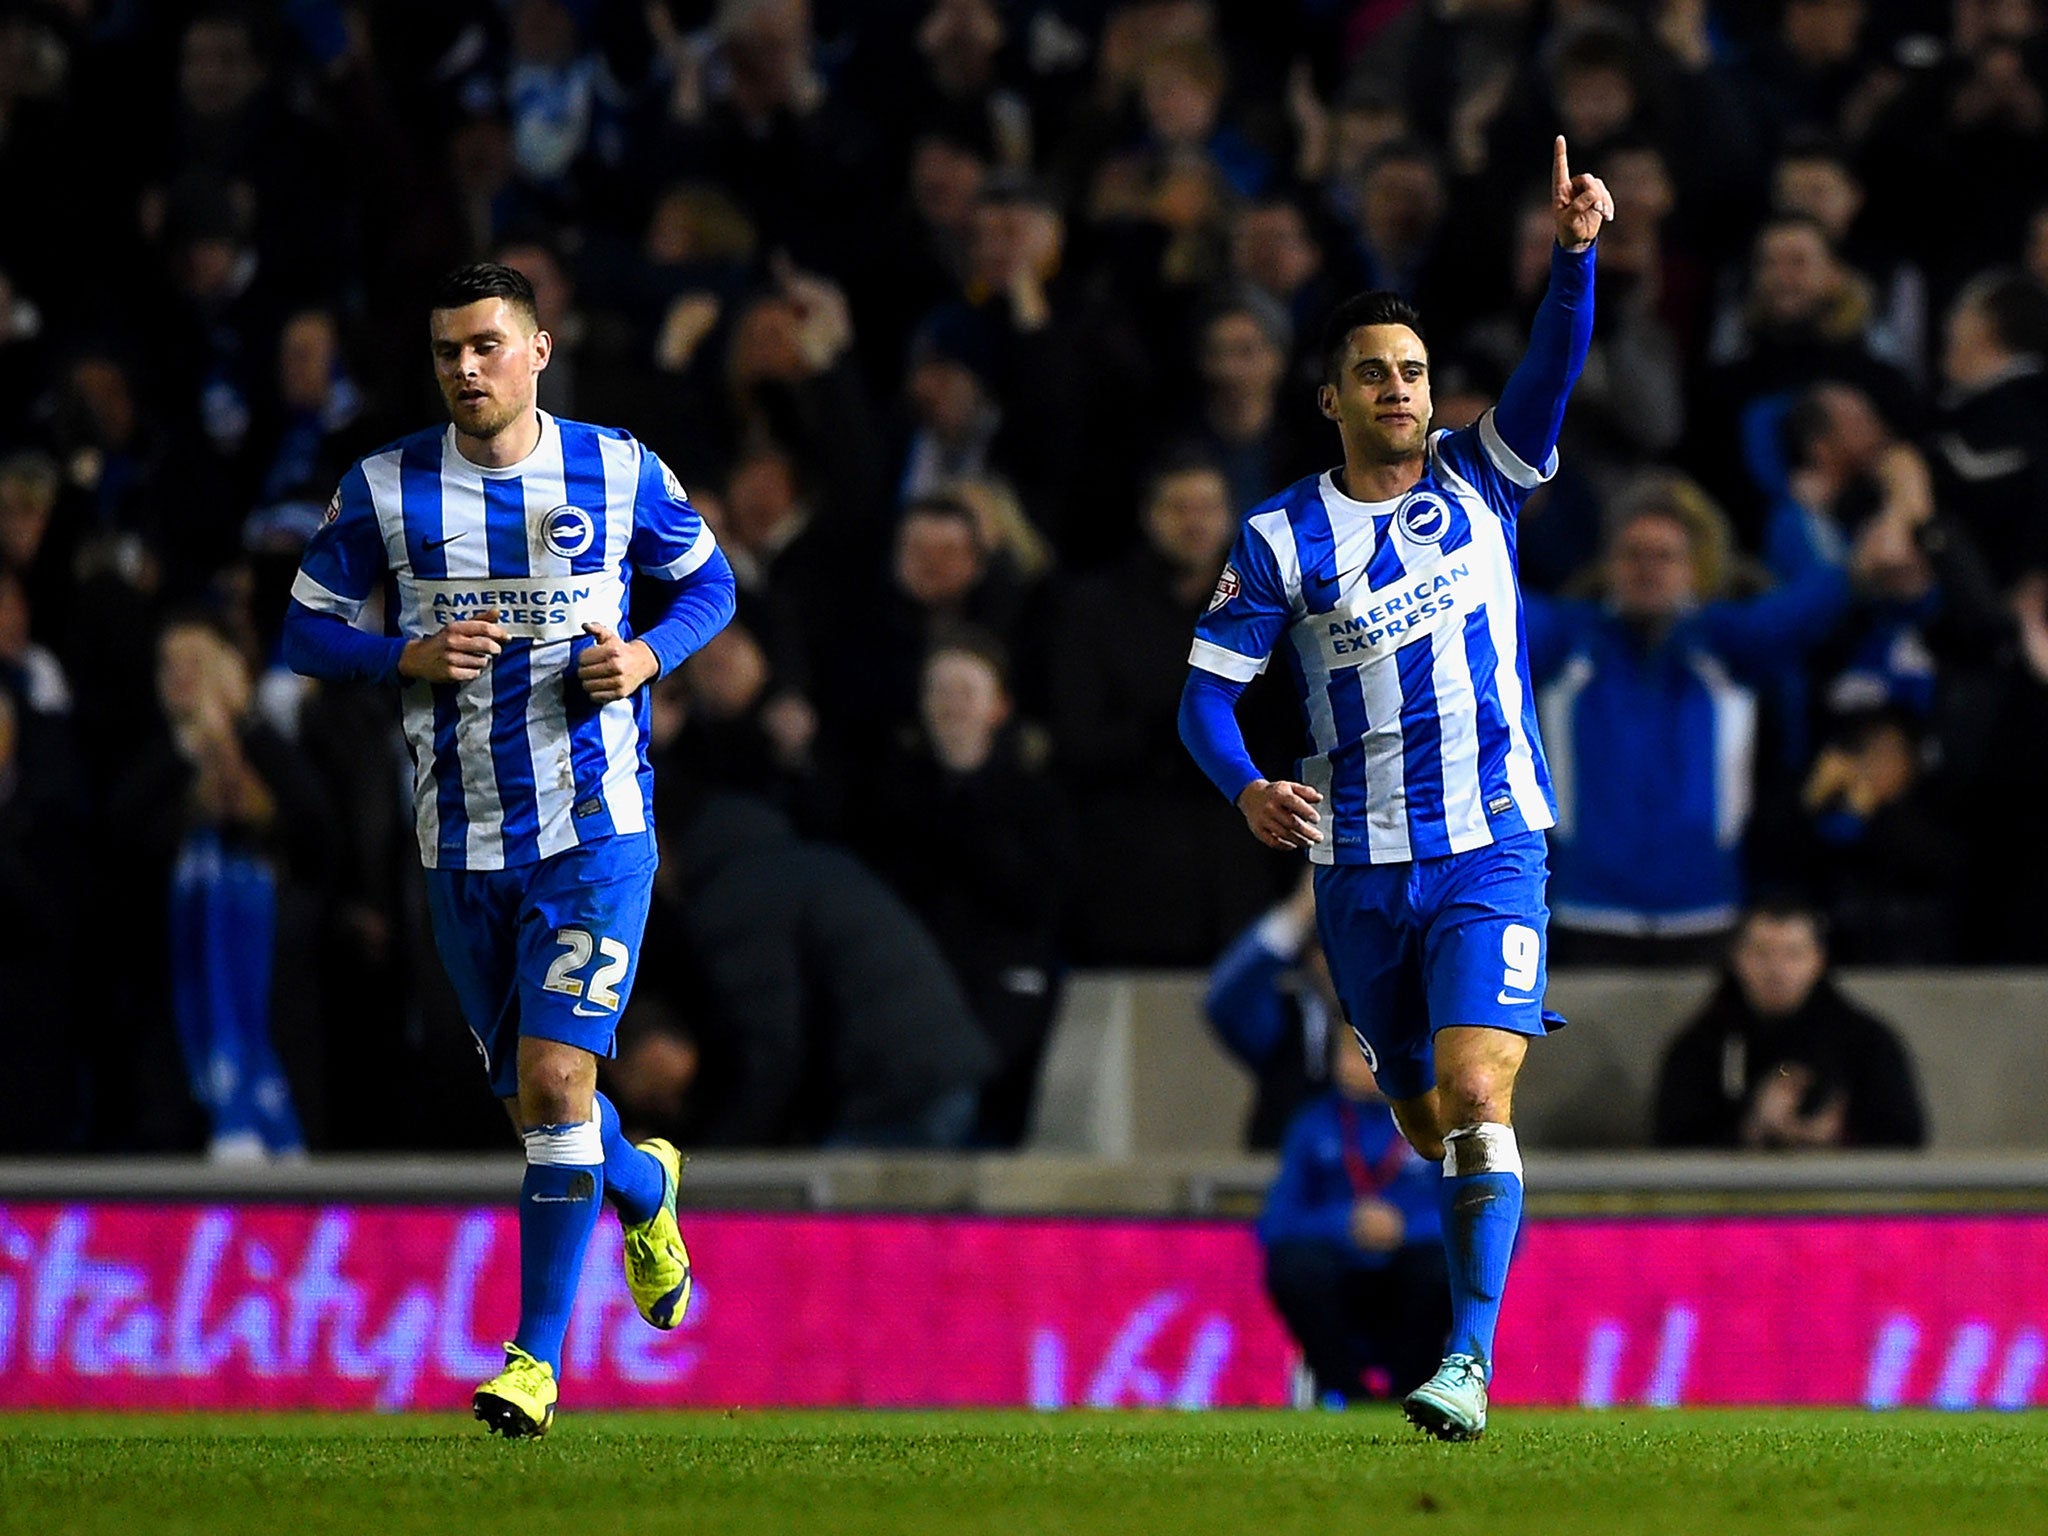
left=1312, top=830, right=1564, bottom=1104
left=424, top=832, right=658, bottom=1099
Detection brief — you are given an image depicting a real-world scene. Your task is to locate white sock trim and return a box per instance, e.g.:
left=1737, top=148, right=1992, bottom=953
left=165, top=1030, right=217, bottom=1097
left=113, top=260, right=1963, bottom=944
left=1441, top=1122, right=1522, bottom=1180
left=523, top=1121, right=603, bottom=1167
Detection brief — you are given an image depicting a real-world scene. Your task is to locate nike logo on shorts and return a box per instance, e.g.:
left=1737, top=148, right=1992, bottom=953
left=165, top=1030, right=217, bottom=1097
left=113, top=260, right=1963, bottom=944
left=572, top=1003, right=613, bottom=1018
left=1497, top=990, right=1534, bottom=1006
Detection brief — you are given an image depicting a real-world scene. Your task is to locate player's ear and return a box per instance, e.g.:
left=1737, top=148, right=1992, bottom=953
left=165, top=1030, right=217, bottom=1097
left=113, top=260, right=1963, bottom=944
left=531, top=328, right=553, bottom=370
left=1317, top=384, right=1338, bottom=421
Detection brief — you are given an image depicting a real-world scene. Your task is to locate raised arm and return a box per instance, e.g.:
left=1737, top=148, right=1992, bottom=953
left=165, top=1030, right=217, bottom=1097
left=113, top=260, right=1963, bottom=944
left=1489, top=138, right=1611, bottom=475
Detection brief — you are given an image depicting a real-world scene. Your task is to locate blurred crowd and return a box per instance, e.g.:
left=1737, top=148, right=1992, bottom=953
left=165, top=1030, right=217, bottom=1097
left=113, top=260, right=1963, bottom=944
left=1, top=0, right=2045, bottom=1154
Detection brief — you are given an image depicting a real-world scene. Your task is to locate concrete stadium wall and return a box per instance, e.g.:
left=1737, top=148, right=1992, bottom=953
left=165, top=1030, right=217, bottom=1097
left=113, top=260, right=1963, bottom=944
left=1032, top=970, right=2048, bottom=1154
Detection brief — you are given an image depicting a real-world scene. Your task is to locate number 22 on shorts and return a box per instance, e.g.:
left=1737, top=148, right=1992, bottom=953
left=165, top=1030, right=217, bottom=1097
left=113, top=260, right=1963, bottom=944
left=542, top=928, right=630, bottom=1015
left=1497, top=923, right=1539, bottom=1004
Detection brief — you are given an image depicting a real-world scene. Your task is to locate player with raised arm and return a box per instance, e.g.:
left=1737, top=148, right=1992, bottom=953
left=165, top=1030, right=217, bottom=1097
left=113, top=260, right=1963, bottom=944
left=1179, top=140, right=1612, bottom=1440
left=282, top=264, right=736, bottom=1437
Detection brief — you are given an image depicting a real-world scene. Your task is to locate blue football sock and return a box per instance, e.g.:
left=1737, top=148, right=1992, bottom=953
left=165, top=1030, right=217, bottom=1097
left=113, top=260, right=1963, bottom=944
left=596, top=1092, right=665, bottom=1227
left=1438, top=1124, right=1525, bottom=1372
left=513, top=1122, right=605, bottom=1376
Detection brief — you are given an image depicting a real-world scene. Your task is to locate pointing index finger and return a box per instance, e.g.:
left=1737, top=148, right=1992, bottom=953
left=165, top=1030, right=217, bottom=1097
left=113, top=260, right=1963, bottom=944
left=1553, top=135, right=1570, bottom=202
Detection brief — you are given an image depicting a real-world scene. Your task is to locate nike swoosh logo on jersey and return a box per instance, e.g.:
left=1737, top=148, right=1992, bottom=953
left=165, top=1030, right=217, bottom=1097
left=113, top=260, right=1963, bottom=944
left=1497, top=990, right=1534, bottom=1006
left=421, top=532, right=467, bottom=551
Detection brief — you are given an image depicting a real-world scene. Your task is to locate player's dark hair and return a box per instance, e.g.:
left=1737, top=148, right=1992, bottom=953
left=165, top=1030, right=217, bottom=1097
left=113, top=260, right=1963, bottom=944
left=428, top=263, right=541, bottom=330
left=1959, top=269, right=2048, bottom=358
left=1320, top=291, right=1426, bottom=384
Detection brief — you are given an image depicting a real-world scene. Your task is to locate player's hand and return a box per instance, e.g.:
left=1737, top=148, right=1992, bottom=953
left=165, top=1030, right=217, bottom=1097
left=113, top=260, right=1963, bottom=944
left=579, top=623, right=660, bottom=705
left=1552, top=136, right=1614, bottom=253
left=1236, top=778, right=1323, bottom=850
left=399, top=609, right=507, bottom=685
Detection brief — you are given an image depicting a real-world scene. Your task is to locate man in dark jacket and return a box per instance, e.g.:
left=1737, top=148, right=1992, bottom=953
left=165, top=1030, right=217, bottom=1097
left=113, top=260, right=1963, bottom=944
left=1652, top=899, right=1926, bottom=1149
left=852, top=632, right=1074, bottom=1147
left=649, top=783, right=994, bottom=1147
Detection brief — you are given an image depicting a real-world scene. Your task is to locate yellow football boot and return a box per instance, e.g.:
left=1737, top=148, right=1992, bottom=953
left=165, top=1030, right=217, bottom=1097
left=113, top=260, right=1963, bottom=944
left=621, top=1138, right=693, bottom=1330
left=472, top=1343, right=557, bottom=1438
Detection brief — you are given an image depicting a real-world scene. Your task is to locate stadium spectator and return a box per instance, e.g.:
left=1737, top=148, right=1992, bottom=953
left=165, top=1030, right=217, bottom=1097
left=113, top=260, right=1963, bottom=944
left=1189, top=295, right=1321, bottom=516
left=1204, top=874, right=1334, bottom=1151
left=107, top=614, right=336, bottom=1154
left=1258, top=1032, right=1448, bottom=1404
left=1652, top=899, right=1927, bottom=1149
left=1532, top=472, right=1869, bottom=963
left=1795, top=706, right=1962, bottom=962
left=1928, top=270, right=2048, bottom=568
left=1051, top=452, right=1291, bottom=964
left=852, top=632, right=1075, bottom=1146
left=1693, top=214, right=1917, bottom=528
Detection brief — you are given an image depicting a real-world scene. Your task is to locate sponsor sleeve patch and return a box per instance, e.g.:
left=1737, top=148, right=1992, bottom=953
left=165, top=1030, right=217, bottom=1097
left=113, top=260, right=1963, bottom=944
left=657, top=455, right=687, bottom=503
left=1206, top=562, right=1241, bottom=613
left=323, top=486, right=342, bottom=525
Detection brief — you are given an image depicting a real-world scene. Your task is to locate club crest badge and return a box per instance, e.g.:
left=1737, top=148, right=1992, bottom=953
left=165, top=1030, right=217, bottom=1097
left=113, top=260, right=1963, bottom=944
left=542, top=504, right=596, bottom=560
left=1396, top=491, right=1451, bottom=545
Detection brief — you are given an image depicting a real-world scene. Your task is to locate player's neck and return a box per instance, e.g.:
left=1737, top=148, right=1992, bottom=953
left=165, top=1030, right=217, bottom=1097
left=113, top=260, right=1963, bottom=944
left=455, top=408, right=544, bottom=470
left=1339, top=452, right=1425, bottom=505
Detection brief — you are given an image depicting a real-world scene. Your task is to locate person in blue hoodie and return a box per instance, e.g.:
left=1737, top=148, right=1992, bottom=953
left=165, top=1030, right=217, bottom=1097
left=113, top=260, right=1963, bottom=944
left=1527, top=469, right=1900, bottom=963
left=1258, top=1035, right=1448, bottom=1404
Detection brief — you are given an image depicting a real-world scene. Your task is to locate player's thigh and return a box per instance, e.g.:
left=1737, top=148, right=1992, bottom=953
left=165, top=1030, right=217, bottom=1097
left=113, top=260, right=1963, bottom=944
left=1421, top=834, right=1558, bottom=1036
left=515, top=832, right=660, bottom=1062
left=424, top=868, right=523, bottom=1099
left=1312, top=863, right=1433, bottom=1103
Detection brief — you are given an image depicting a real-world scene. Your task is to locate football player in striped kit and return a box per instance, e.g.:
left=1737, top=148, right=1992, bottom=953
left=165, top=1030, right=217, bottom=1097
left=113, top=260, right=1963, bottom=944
left=283, top=264, right=735, bottom=1436
left=1180, top=140, right=1614, bottom=1440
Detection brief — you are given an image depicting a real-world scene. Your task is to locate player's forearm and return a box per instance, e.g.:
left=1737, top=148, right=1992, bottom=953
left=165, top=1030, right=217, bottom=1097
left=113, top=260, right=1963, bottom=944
left=281, top=600, right=408, bottom=686
left=1178, top=669, right=1261, bottom=803
left=635, top=546, right=737, bottom=678
left=1492, top=243, right=1597, bottom=472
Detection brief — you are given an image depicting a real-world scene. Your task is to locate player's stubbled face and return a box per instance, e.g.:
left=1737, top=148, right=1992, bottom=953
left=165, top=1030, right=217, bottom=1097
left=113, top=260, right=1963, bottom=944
left=1329, top=323, right=1430, bottom=463
left=430, top=298, right=545, bottom=441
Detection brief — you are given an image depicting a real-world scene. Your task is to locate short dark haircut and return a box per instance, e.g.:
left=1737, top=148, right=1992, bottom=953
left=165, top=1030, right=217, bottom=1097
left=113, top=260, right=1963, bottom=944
left=1319, top=291, right=1426, bottom=384
left=1738, top=894, right=1829, bottom=947
left=428, top=263, right=540, bottom=329
left=1142, top=442, right=1230, bottom=508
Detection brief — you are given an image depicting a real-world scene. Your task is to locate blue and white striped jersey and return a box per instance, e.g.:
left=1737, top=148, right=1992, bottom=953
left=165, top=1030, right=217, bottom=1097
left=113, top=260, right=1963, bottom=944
left=291, top=411, right=718, bottom=871
left=1190, top=413, right=1558, bottom=866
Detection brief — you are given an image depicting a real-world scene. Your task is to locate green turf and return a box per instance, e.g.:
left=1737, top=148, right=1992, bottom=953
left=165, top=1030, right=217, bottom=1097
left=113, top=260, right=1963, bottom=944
left=3, top=1410, right=2045, bottom=1536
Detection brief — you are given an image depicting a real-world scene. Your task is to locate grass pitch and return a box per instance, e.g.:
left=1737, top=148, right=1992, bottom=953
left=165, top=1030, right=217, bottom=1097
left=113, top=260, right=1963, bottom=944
left=3, top=1409, right=2045, bottom=1536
